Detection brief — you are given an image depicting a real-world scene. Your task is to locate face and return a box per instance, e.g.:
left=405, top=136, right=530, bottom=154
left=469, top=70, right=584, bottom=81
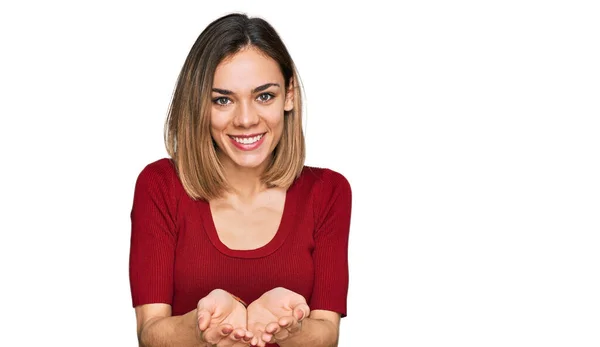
left=210, top=47, right=293, bottom=171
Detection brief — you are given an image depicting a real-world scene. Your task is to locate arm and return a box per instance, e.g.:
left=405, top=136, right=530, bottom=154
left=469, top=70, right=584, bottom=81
left=277, top=169, right=351, bottom=346
left=309, top=170, right=352, bottom=317
left=136, top=291, right=254, bottom=347
left=130, top=162, right=188, bottom=346
left=129, top=163, right=252, bottom=347
left=302, top=169, right=351, bottom=346
left=247, top=294, right=341, bottom=347
left=136, top=304, right=202, bottom=347
left=276, top=310, right=340, bottom=347
left=251, top=170, right=352, bottom=346
left=130, top=162, right=191, bottom=346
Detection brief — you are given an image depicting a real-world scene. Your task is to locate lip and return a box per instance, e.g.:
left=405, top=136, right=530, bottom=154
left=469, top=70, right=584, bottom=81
left=228, top=133, right=266, bottom=151
left=227, top=132, right=265, bottom=138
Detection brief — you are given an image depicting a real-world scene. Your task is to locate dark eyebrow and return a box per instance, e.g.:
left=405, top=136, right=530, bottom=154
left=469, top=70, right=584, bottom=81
left=212, top=83, right=280, bottom=95
left=252, top=83, right=280, bottom=93
left=212, top=88, right=233, bottom=95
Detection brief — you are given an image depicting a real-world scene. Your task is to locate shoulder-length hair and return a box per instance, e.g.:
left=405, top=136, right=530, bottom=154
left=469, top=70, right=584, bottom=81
left=164, top=13, right=305, bottom=201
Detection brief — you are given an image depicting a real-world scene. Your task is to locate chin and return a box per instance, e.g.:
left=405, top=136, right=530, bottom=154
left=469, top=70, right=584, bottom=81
left=228, top=152, right=270, bottom=169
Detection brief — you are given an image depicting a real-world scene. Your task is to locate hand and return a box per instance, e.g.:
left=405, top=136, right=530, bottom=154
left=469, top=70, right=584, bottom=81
left=196, top=289, right=254, bottom=347
left=246, top=287, right=310, bottom=346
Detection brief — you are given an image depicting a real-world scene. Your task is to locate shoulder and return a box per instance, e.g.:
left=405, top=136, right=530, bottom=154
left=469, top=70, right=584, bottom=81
left=133, top=158, right=180, bottom=195
left=135, top=158, right=177, bottom=184
left=299, top=167, right=352, bottom=231
left=298, top=166, right=351, bottom=192
left=295, top=166, right=352, bottom=205
left=138, top=158, right=176, bottom=177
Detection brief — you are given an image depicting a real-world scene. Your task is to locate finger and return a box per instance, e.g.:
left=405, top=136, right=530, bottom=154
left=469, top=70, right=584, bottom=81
left=230, top=328, right=247, bottom=341
left=253, top=334, right=266, bottom=347
left=277, top=316, right=295, bottom=328
left=197, top=309, right=212, bottom=331
left=261, top=332, right=273, bottom=343
left=197, top=295, right=219, bottom=331
left=276, top=315, right=301, bottom=337
left=242, top=330, right=254, bottom=343
left=220, top=325, right=234, bottom=336
left=292, top=303, right=310, bottom=321
left=202, top=327, right=221, bottom=344
left=204, top=324, right=233, bottom=344
left=273, top=327, right=291, bottom=342
left=228, top=330, right=254, bottom=347
left=265, top=321, right=281, bottom=335
left=287, top=318, right=303, bottom=334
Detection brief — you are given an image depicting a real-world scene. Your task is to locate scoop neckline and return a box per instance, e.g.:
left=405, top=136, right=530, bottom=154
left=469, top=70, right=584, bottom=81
left=202, top=183, right=298, bottom=259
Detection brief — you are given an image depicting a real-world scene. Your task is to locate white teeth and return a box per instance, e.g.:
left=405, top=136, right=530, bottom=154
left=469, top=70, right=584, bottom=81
left=232, top=134, right=263, bottom=145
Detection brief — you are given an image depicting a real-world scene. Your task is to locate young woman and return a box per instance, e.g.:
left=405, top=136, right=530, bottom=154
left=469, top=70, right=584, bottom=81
left=129, top=13, right=352, bottom=347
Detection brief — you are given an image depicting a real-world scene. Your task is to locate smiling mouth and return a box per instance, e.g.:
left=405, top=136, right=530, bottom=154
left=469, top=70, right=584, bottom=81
left=228, top=133, right=265, bottom=145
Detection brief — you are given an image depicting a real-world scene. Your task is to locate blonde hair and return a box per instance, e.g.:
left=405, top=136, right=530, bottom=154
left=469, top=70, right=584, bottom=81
left=164, top=13, right=305, bottom=200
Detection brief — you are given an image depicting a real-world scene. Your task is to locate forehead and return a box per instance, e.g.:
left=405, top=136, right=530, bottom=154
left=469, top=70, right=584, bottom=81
left=213, top=47, right=284, bottom=90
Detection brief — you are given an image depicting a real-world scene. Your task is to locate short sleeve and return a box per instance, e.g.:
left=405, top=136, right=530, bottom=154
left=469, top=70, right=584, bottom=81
left=129, top=160, right=179, bottom=307
left=309, top=169, right=352, bottom=317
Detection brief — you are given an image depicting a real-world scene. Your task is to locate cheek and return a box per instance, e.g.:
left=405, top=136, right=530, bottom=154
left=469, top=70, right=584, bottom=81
left=210, top=110, right=229, bottom=134
left=266, top=114, right=285, bottom=147
left=261, top=108, right=285, bottom=131
left=209, top=118, right=229, bottom=149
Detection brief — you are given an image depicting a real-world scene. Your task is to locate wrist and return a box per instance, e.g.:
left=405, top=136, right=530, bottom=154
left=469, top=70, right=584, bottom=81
left=231, top=294, right=247, bottom=307
left=226, top=291, right=247, bottom=308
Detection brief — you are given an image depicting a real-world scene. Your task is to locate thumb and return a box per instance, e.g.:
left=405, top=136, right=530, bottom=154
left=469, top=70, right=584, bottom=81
left=197, top=297, right=218, bottom=330
left=286, top=293, right=309, bottom=320
left=197, top=309, right=212, bottom=331
left=292, top=303, right=310, bottom=321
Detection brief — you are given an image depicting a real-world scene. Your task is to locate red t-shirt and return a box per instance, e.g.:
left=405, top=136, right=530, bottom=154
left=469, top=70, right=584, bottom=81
left=129, top=158, right=352, bottom=333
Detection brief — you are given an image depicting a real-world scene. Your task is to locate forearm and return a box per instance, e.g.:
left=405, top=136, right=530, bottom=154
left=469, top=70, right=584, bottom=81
left=278, top=317, right=338, bottom=347
left=139, top=309, right=203, bottom=347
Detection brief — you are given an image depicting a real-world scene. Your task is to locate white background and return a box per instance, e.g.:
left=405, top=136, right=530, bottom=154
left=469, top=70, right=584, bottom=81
left=1, top=1, right=599, bottom=346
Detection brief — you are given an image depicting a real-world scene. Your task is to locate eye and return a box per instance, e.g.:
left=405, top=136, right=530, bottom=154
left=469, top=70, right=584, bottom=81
left=212, top=97, right=231, bottom=106
left=256, top=93, right=275, bottom=103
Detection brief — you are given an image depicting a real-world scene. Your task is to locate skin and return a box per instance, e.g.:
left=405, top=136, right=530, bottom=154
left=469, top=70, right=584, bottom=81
left=196, top=290, right=255, bottom=346
left=135, top=47, right=341, bottom=347
left=209, top=46, right=293, bottom=250
left=210, top=46, right=293, bottom=194
left=246, top=287, right=310, bottom=346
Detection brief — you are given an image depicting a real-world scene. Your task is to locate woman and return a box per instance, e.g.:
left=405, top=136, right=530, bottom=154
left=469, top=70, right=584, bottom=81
left=129, top=13, right=352, bottom=347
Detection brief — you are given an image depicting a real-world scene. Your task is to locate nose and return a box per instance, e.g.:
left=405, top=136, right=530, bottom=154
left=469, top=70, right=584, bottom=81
left=233, top=101, right=259, bottom=128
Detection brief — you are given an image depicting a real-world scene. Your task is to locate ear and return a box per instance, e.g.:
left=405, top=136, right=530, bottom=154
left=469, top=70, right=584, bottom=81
left=284, top=79, right=294, bottom=112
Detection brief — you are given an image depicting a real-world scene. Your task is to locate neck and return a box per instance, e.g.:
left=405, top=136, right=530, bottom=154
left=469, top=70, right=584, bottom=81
left=218, top=153, right=271, bottom=200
